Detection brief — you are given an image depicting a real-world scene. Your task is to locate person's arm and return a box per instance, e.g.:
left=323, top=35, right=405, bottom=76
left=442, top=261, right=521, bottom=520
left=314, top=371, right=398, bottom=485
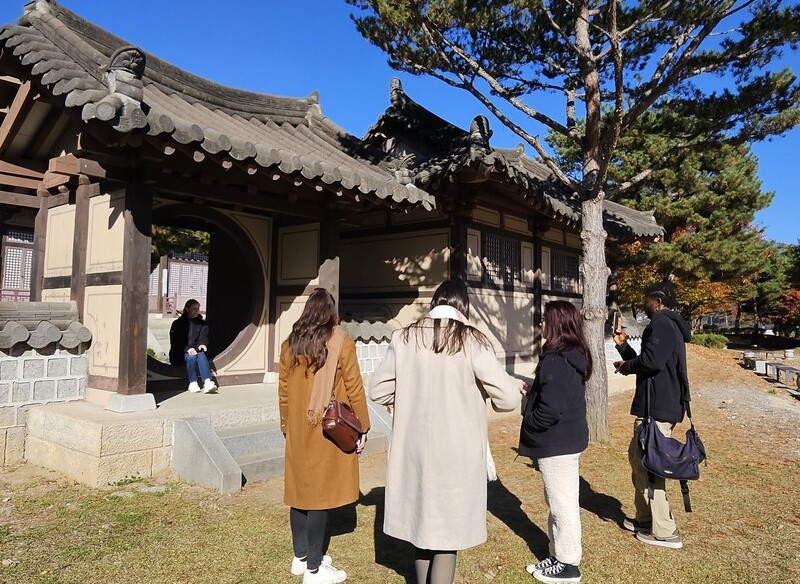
left=471, top=339, right=521, bottom=412
left=278, top=343, right=291, bottom=434
left=369, top=333, right=398, bottom=406
left=523, top=355, right=562, bottom=431
left=620, top=318, right=675, bottom=375
left=340, top=336, right=371, bottom=436
left=197, top=321, right=209, bottom=352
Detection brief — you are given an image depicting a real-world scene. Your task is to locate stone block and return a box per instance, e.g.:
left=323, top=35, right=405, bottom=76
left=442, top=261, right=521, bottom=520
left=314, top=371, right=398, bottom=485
left=100, top=420, right=165, bottom=456
left=211, top=407, right=264, bottom=429
left=70, top=356, right=88, bottom=376
left=11, top=381, right=33, bottom=403
left=15, top=405, right=32, bottom=426
left=97, top=450, right=153, bottom=486
left=22, top=359, right=45, bottom=379
left=0, top=360, right=18, bottom=381
left=152, top=446, right=173, bottom=477
left=0, top=406, right=15, bottom=428
left=0, top=383, right=10, bottom=404
left=12, top=382, right=32, bottom=403
left=57, top=378, right=79, bottom=399
left=162, top=418, right=176, bottom=446
left=26, top=409, right=102, bottom=456
left=4, top=426, right=25, bottom=464
left=25, top=435, right=100, bottom=485
left=33, top=380, right=56, bottom=401
left=47, top=358, right=68, bottom=378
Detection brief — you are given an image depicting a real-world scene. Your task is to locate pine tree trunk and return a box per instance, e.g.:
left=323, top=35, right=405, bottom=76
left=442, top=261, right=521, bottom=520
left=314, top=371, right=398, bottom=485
left=581, top=196, right=609, bottom=442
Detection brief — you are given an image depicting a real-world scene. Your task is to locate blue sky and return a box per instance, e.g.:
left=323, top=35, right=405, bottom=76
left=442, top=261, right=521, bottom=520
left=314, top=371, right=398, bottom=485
left=1, top=0, right=797, bottom=244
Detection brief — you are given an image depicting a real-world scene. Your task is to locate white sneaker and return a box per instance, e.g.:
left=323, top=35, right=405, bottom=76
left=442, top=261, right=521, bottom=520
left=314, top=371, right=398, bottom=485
left=302, top=562, right=346, bottom=584
left=202, top=378, right=217, bottom=393
left=291, top=555, right=332, bottom=576
left=187, top=381, right=202, bottom=393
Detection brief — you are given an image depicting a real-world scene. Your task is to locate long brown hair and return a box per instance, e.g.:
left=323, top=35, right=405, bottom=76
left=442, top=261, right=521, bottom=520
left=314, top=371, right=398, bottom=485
left=541, top=300, right=593, bottom=381
left=288, top=288, right=339, bottom=371
left=403, top=279, right=491, bottom=354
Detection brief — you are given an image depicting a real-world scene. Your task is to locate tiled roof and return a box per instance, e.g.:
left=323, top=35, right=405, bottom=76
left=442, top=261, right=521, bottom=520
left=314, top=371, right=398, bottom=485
left=366, top=79, right=663, bottom=239
left=0, top=0, right=434, bottom=209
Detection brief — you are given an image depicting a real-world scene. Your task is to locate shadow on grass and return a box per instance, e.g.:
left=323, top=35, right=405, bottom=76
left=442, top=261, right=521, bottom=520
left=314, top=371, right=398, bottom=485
left=323, top=504, right=358, bottom=554
left=487, top=477, right=549, bottom=557
left=360, top=487, right=415, bottom=583
left=579, top=477, right=626, bottom=529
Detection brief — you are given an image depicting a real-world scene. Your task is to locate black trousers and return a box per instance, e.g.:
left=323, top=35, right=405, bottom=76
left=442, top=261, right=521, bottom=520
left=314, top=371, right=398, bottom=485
left=290, top=507, right=329, bottom=571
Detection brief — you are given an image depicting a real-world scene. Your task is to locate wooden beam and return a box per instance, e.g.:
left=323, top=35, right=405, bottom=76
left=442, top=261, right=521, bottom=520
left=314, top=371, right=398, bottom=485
left=0, top=80, right=34, bottom=155
left=0, top=189, right=41, bottom=208
left=0, top=172, right=41, bottom=190
left=0, top=159, right=46, bottom=179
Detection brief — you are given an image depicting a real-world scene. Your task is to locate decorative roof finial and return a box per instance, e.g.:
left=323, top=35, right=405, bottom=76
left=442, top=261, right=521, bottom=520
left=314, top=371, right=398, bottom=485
left=469, top=115, right=492, bottom=149
left=390, top=77, right=406, bottom=107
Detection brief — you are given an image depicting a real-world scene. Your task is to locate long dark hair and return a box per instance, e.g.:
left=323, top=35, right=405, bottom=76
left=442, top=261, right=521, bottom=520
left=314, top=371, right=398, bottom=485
left=541, top=300, right=593, bottom=381
left=403, top=279, right=491, bottom=354
left=288, top=288, right=339, bottom=371
left=180, top=299, right=201, bottom=319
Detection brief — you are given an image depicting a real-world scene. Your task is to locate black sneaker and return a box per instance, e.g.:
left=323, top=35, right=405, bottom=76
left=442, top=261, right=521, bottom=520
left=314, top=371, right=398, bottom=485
left=531, top=560, right=581, bottom=583
left=622, top=517, right=652, bottom=533
left=525, top=556, right=555, bottom=575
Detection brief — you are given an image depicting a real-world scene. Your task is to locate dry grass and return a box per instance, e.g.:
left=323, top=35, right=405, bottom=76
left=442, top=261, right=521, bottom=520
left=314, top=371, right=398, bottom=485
left=1, top=346, right=798, bottom=583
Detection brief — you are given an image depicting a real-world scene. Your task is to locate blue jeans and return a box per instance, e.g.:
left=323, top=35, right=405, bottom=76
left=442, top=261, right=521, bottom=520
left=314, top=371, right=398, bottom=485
left=184, top=352, right=211, bottom=383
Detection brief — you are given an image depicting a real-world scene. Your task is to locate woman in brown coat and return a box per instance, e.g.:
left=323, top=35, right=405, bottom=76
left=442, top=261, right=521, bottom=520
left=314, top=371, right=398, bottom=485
left=279, top=288, right=370, bottom=584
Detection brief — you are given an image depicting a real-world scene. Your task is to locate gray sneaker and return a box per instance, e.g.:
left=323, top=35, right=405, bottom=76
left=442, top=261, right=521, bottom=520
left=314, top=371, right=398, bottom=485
left=636, top=531, right=683, bottom=549
left=622, top=517, right=652, bottom=533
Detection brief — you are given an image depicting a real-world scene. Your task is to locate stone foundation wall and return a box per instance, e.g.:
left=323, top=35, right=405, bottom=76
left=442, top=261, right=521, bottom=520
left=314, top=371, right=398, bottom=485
left=0, top=344, right=88, bottom=464
left=355, top=340, right=389, bottom=384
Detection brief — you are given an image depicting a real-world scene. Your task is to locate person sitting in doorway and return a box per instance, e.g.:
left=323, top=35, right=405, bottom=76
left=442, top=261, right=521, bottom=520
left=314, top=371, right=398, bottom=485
left=169, top=299, right=217, bottom=394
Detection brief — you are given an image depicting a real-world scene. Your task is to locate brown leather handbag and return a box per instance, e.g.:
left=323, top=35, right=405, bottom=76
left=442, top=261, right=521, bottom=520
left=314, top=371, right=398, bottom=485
left=321, top=395, right=363, bottom=453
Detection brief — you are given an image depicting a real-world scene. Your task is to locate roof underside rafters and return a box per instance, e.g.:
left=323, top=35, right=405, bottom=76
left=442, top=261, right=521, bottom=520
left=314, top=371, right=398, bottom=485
left=0, top=0, right=435, bottom=212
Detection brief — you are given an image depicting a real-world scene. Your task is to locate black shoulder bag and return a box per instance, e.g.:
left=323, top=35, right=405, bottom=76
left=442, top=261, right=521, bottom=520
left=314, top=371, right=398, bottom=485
left=636, top=322, right=707, bottom=512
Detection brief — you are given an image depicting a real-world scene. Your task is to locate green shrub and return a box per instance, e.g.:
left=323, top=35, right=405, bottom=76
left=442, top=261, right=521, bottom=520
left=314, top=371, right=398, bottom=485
left=691, top=333, right=729, bottom=349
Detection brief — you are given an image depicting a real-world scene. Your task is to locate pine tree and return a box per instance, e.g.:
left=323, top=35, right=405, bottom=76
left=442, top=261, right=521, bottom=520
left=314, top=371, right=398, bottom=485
left=347, top=0, right=800, bottom=440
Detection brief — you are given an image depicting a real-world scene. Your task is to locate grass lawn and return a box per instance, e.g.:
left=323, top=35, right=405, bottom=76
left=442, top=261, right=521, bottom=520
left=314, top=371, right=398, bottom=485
left=1, top=346, right=798, bottom=583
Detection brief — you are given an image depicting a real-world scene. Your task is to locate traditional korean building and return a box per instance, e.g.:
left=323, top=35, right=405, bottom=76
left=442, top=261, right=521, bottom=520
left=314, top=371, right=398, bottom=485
left=339, top=79, right=662, bottom=374
left=0, top=0, right=661, bottom=483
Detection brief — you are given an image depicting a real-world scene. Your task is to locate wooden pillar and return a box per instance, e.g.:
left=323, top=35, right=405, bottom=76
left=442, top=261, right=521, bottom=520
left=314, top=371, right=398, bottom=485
left=116, top=181, right=153, bottom=397
left=30, top=190, right=49, bottom=301
left=77, top=180, right=154, bottom=411
left=318, top=218, right=340, bottom=306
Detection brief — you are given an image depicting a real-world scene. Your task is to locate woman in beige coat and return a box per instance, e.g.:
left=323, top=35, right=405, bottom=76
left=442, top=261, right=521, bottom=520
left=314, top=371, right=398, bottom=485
left=279, top=288, right=370, bottom=584
left=370, top=280, right=521, bottom=584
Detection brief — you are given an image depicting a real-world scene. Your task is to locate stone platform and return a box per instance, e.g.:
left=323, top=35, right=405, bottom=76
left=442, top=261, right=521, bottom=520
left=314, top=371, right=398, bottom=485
left=24, top=383, right=281, bottom=487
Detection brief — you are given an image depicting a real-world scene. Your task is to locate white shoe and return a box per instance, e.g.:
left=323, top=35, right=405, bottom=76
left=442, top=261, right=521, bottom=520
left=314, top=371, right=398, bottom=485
left=291, top=555, right=332, bottom=576
left=302, top=562, right=346, bottom=584
left=187, top=381, right=202, bottom=393
left=202, top=378, right=217, bottom=393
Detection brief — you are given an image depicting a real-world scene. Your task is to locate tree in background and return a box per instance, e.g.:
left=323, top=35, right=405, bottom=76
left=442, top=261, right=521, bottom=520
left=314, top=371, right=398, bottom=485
left=348, top=0, right=800, bottom=440
left=151, top=226, right=210, bottom=258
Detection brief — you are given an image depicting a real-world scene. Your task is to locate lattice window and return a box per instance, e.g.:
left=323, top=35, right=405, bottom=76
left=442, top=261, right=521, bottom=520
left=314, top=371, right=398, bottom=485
left=551, top=249, right=580, bottom=293
left=484, top=233, right=521, bottom=285
left=5, top=228, right=34, bottom=243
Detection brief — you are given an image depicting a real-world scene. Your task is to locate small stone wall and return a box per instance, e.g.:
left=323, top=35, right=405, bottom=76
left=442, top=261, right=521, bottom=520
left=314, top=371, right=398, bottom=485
left=0, top=345, right=88, bottom=464
left=355, top=340, right=390, bottom=383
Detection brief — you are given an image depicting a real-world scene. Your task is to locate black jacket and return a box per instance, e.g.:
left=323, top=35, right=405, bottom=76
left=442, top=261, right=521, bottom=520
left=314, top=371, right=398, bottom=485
left=616, top=309, right=692, bottom=423
left=518, top=349, right=589, bottom=459
left=168, top=315, right=210, bottom=366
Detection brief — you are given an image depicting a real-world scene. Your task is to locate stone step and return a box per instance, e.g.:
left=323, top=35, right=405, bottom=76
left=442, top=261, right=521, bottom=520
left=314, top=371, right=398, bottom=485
left=230, top=429, right=388, bottom=485
left=216, top=421, right=284, bottom=458
left=236, top=447, right=286, bottom=484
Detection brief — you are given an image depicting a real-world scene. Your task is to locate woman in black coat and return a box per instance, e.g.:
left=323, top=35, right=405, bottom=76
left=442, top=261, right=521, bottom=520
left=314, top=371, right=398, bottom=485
left=519, top=301, right=591, bottom=584
left=169, top=299, right=216, bottom=393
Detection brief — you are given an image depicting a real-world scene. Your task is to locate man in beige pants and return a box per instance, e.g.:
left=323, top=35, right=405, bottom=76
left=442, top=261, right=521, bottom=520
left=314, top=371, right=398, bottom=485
left=614, top=286, right=692, bottom=549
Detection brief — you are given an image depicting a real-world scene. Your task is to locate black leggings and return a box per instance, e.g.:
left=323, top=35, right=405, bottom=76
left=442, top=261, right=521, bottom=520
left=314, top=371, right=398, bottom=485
left=290, top=507, right=329, bottom=571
